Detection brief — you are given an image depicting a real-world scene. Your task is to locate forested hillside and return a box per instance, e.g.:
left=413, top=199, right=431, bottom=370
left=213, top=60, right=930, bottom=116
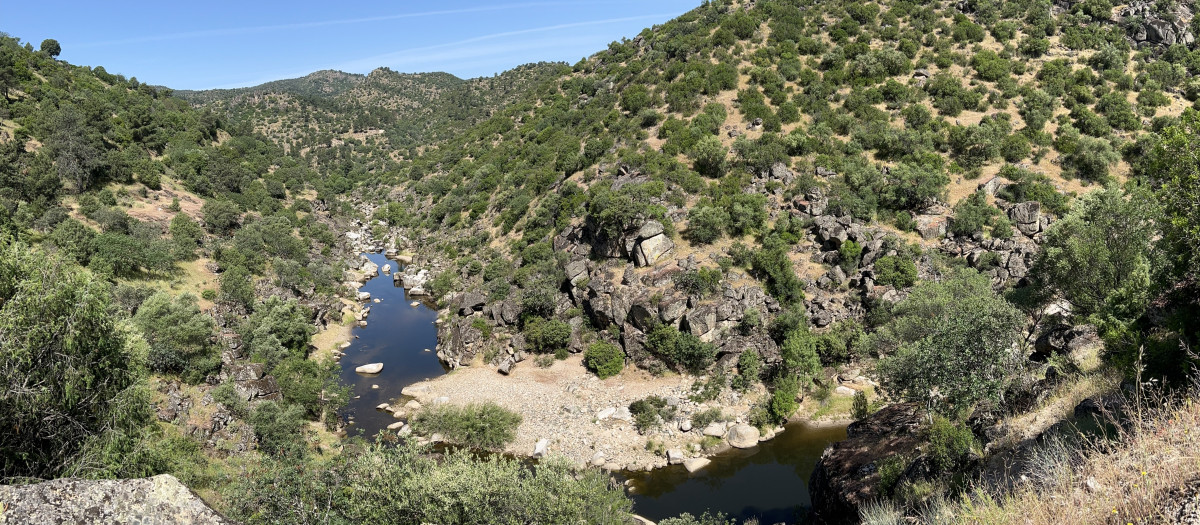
left=177, top=63, right=565, bottom=157
left=3, top=0, right=1200, bottom=522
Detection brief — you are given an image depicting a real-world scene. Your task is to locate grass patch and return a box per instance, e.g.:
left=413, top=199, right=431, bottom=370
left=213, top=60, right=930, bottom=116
left=410, top=402, right=522, bottom=450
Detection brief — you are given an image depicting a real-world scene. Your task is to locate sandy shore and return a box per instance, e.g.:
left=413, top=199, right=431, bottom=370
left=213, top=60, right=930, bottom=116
left=398, top=354, right=771, bottom=471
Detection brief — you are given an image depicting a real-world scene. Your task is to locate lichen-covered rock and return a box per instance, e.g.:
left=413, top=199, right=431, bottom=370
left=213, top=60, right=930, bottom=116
left=0, top=475, right=235, bottom=524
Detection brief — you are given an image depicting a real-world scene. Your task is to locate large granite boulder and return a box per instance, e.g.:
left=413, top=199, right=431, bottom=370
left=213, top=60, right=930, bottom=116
left=0, top=475, right=235, bottom=524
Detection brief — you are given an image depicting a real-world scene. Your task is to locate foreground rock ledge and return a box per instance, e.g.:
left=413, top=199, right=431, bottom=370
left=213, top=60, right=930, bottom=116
left=0, top=474, right=235, bottom=525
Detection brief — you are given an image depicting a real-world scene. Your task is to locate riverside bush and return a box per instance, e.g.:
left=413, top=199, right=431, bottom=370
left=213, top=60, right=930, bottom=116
left=411, top=402, right=522, bottom=450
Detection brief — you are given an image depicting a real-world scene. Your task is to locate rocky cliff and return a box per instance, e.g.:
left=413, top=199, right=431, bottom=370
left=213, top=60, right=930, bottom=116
left=0, top=475, right=234, bottom=525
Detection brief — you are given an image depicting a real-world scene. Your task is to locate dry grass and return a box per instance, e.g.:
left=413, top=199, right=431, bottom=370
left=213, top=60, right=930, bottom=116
left=952, top=386, right=1200, bottom=525
left=865, top=383, right=1200, bottom=525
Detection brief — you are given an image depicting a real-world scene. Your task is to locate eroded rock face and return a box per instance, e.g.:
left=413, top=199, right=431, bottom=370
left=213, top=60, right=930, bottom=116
left=0, top=475, right=235, bottom=524
left=809, top=403, right=924, bottom=523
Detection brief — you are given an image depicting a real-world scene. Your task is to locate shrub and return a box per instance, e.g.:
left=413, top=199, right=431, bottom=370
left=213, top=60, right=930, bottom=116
left=410, top=402, right=522, bottom=450
left=250, top=401, right=308, bottom=458
left=524, top=317, right=571, bottom=353
left=767, top=374, right=800, bottom=424
left=875, top=269, right=1025, bottom=416
left=673, top=267, right=722, bottom=297
left=873, top=255, right=917, bottom=288
left=926, top=416, right=975, bottom=471
left=685, top=206, right=729, bottom=244
left=212, top=382, right=248, bottom=418
left=876, top=455, right=908, bottom=497
left=852, top=391, right=870, bottom=420
left=584, top=342, right=624, bottom=379
left=731, top=349, right=762, bottom=393
left=691, top=408, right=726, bottom=429
left=950, top=191, right=999, bottom=236
left=629, top=396, right=676, bottom=433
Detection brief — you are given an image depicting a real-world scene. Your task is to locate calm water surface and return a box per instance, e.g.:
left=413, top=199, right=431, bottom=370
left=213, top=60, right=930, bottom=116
left=337, top=252, right=446, bottom=438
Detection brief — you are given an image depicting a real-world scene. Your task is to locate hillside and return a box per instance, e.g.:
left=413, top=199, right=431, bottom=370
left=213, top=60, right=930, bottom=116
left=2, top=0, right=1200, bottom=523
left=177, top=63, right=566, bottom=157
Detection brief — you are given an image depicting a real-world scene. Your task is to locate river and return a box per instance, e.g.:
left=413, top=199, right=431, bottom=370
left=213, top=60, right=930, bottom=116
left=337, top=252, right=848, bottom=523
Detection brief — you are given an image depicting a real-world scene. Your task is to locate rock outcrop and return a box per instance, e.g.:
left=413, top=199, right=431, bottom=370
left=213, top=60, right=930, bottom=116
left=809, top=403, right=924, bottom=523
left=0, top=475, right=235, bottom=524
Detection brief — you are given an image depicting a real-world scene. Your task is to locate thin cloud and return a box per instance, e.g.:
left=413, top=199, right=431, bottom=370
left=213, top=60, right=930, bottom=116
left=76, top=2, right=588, bottom=48
left=334, top=13, right=671, bottom=73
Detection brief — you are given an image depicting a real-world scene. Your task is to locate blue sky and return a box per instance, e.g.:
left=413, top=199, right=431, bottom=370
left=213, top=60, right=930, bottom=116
left=4, top=1, right=702, bottom=90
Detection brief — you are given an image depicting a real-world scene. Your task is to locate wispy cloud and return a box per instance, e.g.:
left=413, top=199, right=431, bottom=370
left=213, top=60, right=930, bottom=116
left=333, top=13, right=671, bottom=73
left=76, top=2, right=587, bottom=48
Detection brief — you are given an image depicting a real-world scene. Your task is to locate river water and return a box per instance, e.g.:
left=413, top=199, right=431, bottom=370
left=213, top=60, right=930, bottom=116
left=337, top=252, right=848, bottom=523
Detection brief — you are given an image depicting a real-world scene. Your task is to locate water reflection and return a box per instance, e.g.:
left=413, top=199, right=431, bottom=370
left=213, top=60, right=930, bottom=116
left=626, top=422, right=847, bottom=524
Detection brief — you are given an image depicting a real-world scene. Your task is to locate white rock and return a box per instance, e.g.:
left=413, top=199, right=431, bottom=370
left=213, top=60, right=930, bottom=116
left=726, top=424, right=761, bottom=449
left=355, top=363, right=384, bottom=374
left=702, top=423, right=727, bottom=437
left=679, top=420, right=693, bottom=432
left=387, top=421, right=405, bottom=430
left=356, top=291, right=371, bottom=301
left=596, top=407, right=616, bottom=420
left=834, top=385, right=857, bottom=396
left=376, top=403, right=391, bottom=411
left=371, top=384, right=379, bottom=389
left=533, top=439, right=550, bottom=458
left=404, top=400, right=423, bottom=410
left=683, top=458, right=712, bottom=473
left=667, top=449, right=685, bottom=465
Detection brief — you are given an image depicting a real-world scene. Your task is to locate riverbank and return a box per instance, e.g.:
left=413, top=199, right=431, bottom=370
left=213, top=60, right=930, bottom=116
left=400, top=353, right=775, bottom=471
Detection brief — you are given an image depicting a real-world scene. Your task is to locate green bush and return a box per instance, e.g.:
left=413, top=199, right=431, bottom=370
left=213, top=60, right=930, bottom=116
left=673, top=267, right=722, bottom=296
left=767, top=374, right=800, bottom=425
left=950, top=191, right=1000, bottom=236
left=250, top=401, right=308, bottom=458
left=629, top=396, right=676, bottom=433
left=873, top=255, right=917, bottom=288
left=584, top=342, right=624, bottom=379
left=411, top=402, right=522, bottom=450
left=691, top=408, right=726, bottom=428
left=852, top=391, right=870, bottom=420
left=524, top=317, right=571, bottom=353
left=731, top=349, right=762, bottom=392
left=876, top=455, right=908, bottom=497
left=926, top=416, right=975, bottom=471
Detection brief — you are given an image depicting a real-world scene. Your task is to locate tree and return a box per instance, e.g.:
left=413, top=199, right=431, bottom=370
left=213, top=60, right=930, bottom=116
left=133, top=292, right=216, bottom=378
left=1034, top=185, right=1159, bottom=322
left=202, top=199, right=242, bottom=234
left=685, top=206, right=729, bottom=244
left=39, top=39, right=60, bottom=58
left=1151, top=109, right=1200, bottom=277
left=220, top=265, right=255, bottom=311
left=0, top=241, right=150, bottom=479
left=1064, top=136, right=1119, bottom=183
left=876, top=268, right=1025, bottom=416
left=689, top=135, right=727, bottom=177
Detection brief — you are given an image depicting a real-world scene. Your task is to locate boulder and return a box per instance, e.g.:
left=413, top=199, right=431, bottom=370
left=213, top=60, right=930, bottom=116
left=355, top=363, right=384, bottom=374
left=915, top=215, right=947, bottom=240
left=1008, top=201, right=1042, bottom=236
left=635, top=233, right=675, bottom=267
left=683, top=457, right=712, bottom=473
left=809, top=403, right=924, bottom=522
left=703, top=423, right=727, bottom=438
left=667, top=449, right=686, bottom=465
left=726, top=424, right=761, bottom=449
left=0, top=475, right=235, bottom=524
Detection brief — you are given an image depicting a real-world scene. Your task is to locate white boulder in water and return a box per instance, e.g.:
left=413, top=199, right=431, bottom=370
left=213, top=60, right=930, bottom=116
left=382, top=264, right=392, bottom=274
left=355, top=363, right=384, bottom=374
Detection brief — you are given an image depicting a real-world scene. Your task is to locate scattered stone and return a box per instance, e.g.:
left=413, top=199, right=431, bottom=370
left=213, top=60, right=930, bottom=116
left=667, top=449, right=685, bottom=465
left=533, top=438, right=550, bottom=458
left=0, top=475, right=234, bottom=524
